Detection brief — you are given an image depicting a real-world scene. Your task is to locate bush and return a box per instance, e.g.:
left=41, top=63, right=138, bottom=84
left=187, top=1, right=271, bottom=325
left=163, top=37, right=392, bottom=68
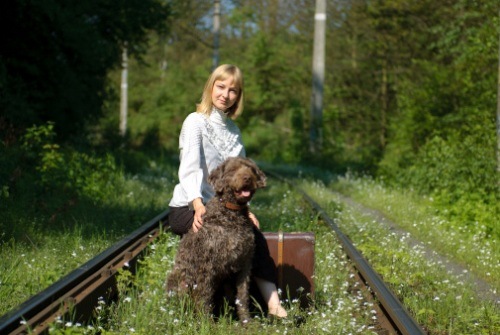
left=385, top=132, right=499, bottom=238
left=21, top=123, right=122, bottom=203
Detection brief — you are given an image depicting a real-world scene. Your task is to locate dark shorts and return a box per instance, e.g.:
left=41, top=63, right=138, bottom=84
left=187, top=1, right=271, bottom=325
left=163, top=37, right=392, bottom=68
left=168, top=206, right=277, bottom=283
left=168, top=206, right=195, bottom=235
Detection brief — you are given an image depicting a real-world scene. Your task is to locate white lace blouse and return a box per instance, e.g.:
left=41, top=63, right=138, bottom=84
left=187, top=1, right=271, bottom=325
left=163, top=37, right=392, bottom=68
left=168, top=108, right=245, bottom=207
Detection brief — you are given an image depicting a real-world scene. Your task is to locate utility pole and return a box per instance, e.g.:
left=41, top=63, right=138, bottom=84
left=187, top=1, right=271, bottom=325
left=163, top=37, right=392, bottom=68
left=213, top=0, right=221, bottom=70
left=310, top=0, right=326, bottom=155
left=119, top=42, right=128, bottom=138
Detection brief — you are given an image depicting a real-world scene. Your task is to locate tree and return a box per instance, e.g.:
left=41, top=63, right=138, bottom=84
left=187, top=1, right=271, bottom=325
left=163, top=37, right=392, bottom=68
left=0, top=0, right=170, bottom=141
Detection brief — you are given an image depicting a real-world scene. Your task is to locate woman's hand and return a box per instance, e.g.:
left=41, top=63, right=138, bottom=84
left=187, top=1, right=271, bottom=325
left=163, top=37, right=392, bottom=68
left=248, top=212, right=260, bottom=229
left=192, top=198, right=205, bottom=233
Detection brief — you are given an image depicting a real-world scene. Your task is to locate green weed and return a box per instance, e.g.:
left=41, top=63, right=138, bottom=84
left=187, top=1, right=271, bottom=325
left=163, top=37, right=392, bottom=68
left=5, top=162, right=499, bottom=334
left=0, top=151, right=176, bottom=315
left=302, top=179, right=499, bottom=334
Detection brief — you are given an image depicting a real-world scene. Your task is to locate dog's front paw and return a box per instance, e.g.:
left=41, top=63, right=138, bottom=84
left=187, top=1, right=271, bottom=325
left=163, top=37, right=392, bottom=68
left=236, top=307, right=252, bottom=325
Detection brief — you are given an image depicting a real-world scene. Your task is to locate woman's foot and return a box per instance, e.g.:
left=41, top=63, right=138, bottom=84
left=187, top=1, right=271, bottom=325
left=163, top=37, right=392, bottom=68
left=254, top=277, right=288, bottom=318
left=268, top=304, right=288, bottom=318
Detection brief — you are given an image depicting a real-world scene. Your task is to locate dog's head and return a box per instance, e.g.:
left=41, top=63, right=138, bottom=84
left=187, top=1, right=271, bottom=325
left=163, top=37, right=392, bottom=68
left=208, top=157, right=266, bottom=204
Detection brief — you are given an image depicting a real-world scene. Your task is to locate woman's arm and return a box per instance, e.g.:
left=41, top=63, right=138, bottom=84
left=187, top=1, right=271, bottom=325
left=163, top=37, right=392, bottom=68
left=178, top=113, right=208, bottom=232
left=178, top=114, right=205, bottom=204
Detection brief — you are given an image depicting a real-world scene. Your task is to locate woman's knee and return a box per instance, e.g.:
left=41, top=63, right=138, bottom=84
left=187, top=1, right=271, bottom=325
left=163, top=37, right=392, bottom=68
left=168, top=207, right=194, bottom=235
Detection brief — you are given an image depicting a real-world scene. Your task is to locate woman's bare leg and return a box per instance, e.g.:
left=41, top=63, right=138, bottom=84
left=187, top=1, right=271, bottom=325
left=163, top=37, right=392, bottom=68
left=254, top=277, right=288, bottom=318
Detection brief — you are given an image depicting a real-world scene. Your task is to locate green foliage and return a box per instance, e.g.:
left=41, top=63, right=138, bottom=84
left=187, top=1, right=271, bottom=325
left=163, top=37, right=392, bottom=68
left=243, top=32, right=305, bottom=123
left=0, top=0, right=170, bottom=140
left=376, top=0, right=499, bottom=236
left=412, top=132, right=499, bottom=237
left=0, top=120, right=178, bottom=252
left=20, top=123, right=121, bottom=202
left=1, top=185, right=8, bottom=199
left=0, top=148, right=176, bottom=315
left=1, top=4, right=499, bottom=327
left=243, top=107, right=309, bottom=164
left=111, top=0, right=500, bottom=232
left=405, top=133, right=496, bottom=198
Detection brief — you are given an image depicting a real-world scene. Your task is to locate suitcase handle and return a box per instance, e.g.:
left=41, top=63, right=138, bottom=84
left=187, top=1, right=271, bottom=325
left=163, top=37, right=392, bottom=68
left=277, top=230, right=284, bottom=290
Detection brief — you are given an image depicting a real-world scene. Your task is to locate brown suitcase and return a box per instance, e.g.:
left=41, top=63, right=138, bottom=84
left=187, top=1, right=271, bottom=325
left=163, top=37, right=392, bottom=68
left=263, top=231, right=315, bottom=308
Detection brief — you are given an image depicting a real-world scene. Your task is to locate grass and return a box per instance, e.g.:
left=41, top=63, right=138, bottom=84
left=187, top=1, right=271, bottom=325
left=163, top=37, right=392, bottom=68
left=2, top=158, right=499, bottom=334
left=0, top=226, right=109, bottom=313
left=48, top=179, right=382, bottom=334
left=329, top=174, right=499, bottom=292
left=0, top=157, right=175, bottom=315
left=300, top=178, right=499, bottom=334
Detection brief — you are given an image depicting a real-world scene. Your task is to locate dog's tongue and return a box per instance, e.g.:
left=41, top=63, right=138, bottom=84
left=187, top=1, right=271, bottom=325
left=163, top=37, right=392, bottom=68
left=239, top=190, right=251, bottom=197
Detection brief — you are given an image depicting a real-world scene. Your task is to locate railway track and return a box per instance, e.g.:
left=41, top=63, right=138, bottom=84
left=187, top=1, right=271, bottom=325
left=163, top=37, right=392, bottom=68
left=0, top=210, right=170, bottom=335
left=267, top=170, right=425, bottom=335
left=0, top=173, right=425, bottom=335
left=297, top=189, right=424, bottom=334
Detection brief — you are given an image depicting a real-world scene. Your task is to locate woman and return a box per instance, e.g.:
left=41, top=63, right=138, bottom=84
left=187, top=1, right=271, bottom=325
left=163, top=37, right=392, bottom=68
left=168, top=64, right=287, bottom=318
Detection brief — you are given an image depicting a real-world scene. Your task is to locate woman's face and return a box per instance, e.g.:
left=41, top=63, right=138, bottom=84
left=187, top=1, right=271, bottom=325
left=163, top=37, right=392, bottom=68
left=211, top=76, right=239, bottom=111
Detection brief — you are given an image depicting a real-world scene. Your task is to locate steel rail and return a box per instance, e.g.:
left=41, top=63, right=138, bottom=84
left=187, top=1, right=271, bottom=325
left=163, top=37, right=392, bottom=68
left=265, top=168, right=425, bottom=334
left=0, top=209, right=169, bottom=335
left=299, top=190, right=425, bottom=334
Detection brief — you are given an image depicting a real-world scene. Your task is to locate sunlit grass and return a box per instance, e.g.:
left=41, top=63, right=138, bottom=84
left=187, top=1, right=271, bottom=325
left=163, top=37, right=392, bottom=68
left=51, top=179, right=381, bottom=334
left=330, top=174, right=499, bottom=291
left=5, top=164, right=499, bottom=334
left=301, top=179, right=500, bottom=334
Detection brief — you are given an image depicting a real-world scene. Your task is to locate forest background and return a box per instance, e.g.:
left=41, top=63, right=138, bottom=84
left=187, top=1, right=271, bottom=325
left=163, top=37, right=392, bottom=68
left=1, top=0, right=499, bottom=243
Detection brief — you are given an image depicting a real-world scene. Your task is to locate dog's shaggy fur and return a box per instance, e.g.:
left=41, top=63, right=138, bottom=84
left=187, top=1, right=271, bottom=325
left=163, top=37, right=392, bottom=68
left=166, top=157, right=266, bottom=322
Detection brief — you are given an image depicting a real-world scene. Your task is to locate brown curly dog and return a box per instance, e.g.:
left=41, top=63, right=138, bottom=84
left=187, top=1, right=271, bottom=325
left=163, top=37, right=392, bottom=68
left=166, top=156, right=267, bottom=323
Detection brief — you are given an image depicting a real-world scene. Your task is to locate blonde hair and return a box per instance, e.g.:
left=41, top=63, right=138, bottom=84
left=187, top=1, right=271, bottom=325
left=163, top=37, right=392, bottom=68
left=196, top=64, right=244, bottom=119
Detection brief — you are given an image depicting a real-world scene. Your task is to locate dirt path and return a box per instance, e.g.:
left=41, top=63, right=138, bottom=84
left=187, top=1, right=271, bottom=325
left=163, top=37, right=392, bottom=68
left=329, top=191, right=499, bottom=306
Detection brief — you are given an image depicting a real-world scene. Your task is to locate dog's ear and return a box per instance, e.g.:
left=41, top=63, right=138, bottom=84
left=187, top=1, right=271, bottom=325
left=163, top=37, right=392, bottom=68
left=208, top=160, right=227, bottom=193
left=246, top=158, right=267, bottom=188
left=254, top=166, right=267, bottom=188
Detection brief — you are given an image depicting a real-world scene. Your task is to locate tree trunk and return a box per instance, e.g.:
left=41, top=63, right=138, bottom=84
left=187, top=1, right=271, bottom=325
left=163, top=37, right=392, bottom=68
left=380, top=60, right=388, bottom=150
left=212, top=0, right=220, bottom=71
left=310, top=0, right=326, bottom=155
left=119, top=43, right=128, bottom=138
